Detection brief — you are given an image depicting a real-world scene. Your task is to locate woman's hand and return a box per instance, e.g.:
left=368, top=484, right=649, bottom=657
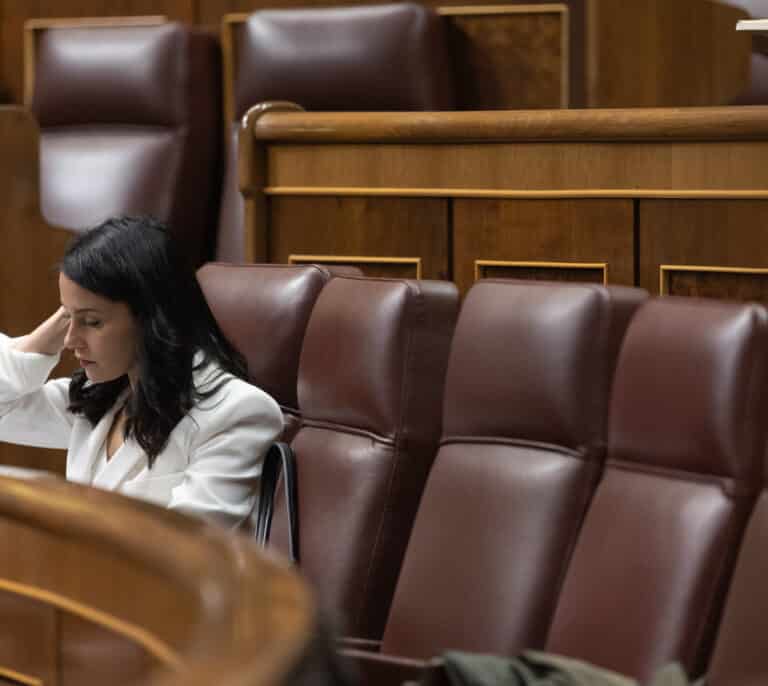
left=11, top=307, right=70, bottom=355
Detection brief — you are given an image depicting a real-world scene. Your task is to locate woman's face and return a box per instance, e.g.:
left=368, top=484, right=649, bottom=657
left=59, top=273, right=140, bottom=385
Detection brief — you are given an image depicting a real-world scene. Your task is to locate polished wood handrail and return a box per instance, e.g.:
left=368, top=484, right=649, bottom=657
left=247, top=105, right=768, bottom=143
left=0, top=475, right=316, bottom=686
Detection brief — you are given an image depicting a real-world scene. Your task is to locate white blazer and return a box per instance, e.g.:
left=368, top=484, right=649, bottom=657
left=0, top=334, right=283, bottom=528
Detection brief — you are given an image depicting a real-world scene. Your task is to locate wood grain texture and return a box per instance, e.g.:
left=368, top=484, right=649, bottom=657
left=586, top=0, right=750, bottom=107
left=0, top=476, right=316, bottom=686
left=0, top=591, right=56, bottom=686
left=443, top=6, right=567, bottom=109
left=453, top=198, right=633, bottom=293
left=265, top=140, right=768, bottom=194
left=640, top=199, right=768, bottom=297
left=252, top=107, right=768, bottom=142
left=270, top=196, right=450, bottom=280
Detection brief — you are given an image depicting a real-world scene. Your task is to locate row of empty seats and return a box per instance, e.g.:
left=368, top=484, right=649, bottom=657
left=198, top=263, right=768, bottom=685
left=27, top=6, right=453, bottom=264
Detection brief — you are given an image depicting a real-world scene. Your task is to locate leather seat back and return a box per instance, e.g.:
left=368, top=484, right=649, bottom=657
left=380, top=280, right=646, bottom=659
left=546, top=298, right=768, bottom=682
left=272, top=275, right=459, bottom=638
left=197, top=263, right=338, bottom=442
left=216, top=2, right=455, bottom=260
left=29, top=20, right=221, bottom=267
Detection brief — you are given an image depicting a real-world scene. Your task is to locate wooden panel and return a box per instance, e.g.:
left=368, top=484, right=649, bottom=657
left=288, top=254, right=422, bottom=279
left=587, top=0, right=750, bottom=107
left=662, top=267, right=768, bottom=302
left=441, top=4, right=567, bottom=109
left=640, top=199, right=768, bottom=298
left=266, top=140, right=768, bottom=195
left=0, top=590, right=56, bottom=686
left=269, top=196, right=449, bottom=280
left=476, top=260, right=605, bottom=283
left=453, top=198, right=633, bottom=294
left=59, top=612, right=156, bottom=686
left=0, top=1, right=195, bottom=104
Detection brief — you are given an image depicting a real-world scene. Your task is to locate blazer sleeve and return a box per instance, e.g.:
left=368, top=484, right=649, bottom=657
left=168, top=377, right=283, bottom=528
left=0, top=334, right=73, bottom=449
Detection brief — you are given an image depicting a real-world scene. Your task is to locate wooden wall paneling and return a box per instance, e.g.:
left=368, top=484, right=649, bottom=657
left=587, top=0, right=751, bottom=107
left=270, top=196, right=450, bottom=280
left=0, top=590, right=56, bottom=686
left=0, top=1, right=196, bottom=104
left=0, top=107, right=74, bottom=475
left=0, top=476, right=317, bottom=686
left=438, top=4, right=568, bottom=109
left=639, top=199, right=768, bottom=299
left=59, top=612, right=156, bottom=686
left=453, top=198, right=633, bottom=294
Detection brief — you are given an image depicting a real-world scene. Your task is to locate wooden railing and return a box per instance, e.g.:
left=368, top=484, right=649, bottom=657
left=240, top=104, right=768, bottom=301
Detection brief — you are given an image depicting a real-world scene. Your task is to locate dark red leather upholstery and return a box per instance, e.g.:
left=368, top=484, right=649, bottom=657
left=378, top=281, right=646, bottom=660
left=197, top=263, right=338, bottom=442
left=546, top=298, right=768, bottom=682
left=31, top=22, right=220, bottom=267
left=216, top=2, right=455, bottom=260
left=271, top=275, right=459, bottom=639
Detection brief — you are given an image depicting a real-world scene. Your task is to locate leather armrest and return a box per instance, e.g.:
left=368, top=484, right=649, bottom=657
left=336, top=637, right=382, bottom=652
left=339, top=648, right=430, bottom=686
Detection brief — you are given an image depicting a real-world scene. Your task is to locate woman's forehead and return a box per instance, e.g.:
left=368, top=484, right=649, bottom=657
left=58, top=272, right=117, bottom=312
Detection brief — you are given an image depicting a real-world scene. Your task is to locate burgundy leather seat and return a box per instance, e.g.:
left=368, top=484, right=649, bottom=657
left=270, top=275, right=459, bottom=639
left=704, top=452, right=768, bottom=685
left=197, top=263, right=339, bottom=443
left=30, top=21, right=220, bottom=267
left=545, top=298, right=768, bottom=682
left=346, top=280, right=645, bottom=672
left=216, top=2, right=455, bottom=261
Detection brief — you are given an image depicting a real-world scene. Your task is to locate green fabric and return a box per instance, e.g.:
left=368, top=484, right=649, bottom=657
left=441, top=651, right=693, bottom=686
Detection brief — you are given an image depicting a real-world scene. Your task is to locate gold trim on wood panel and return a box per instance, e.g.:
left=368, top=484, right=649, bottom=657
left=23, top=16, right=167, bottom=107
left=659, top=264, right=768, bottom=295
left=264, top=187, right=768, bottom=199
left=437, top=3, right=569, bottom=108
left=475, top=259, right=608, bottom=284
left=0, top=579, right=180, bottom=669
left=289, top=254, right=422, bottom=279
left=0, top=667, right=42, bottom=686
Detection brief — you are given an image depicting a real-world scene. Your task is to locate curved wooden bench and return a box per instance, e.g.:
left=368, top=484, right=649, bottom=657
left=0, top=474, right=317, bottom=686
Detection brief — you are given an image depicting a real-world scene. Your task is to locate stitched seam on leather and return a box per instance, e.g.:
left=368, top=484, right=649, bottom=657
left=300, top=419, right=395, bottom=445
left=355, top=286, right=418, bottom=634
left=440, top=435, right=585, bottom=459
left=608, top=459, right=754, bottom=496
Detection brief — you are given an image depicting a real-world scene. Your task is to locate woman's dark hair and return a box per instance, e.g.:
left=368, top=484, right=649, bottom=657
left=62, top=215, right=248, bottom=466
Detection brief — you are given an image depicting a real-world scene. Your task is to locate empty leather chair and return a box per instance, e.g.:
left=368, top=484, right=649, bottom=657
left=545, top=298, right=768, bottom=682
left=197, top=262, right=343, bottom=442
left=217, top=2, right=455, bottom=260
left=341, top=280, right=645, bottom=676
left=270, top=275, right=459, bottom=639
left=28, top=20, right=221, bottom=267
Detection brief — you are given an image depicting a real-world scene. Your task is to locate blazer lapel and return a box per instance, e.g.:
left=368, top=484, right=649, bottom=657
left=92, top=437, right=147, bottom=491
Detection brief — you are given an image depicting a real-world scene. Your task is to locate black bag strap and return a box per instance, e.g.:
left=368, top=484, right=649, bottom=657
left=255, top=441, right=300, bottom=564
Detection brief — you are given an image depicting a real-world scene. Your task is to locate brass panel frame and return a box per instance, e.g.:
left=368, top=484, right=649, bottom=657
left=475, top=259, right=608, bottom=284
left=0, top=666, right=42, bottom=686
left=23, top=16, right=167, bottom=107
left=659, top=264, right=768, bottom=295
left=289, top=254, right=422, bottom=279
